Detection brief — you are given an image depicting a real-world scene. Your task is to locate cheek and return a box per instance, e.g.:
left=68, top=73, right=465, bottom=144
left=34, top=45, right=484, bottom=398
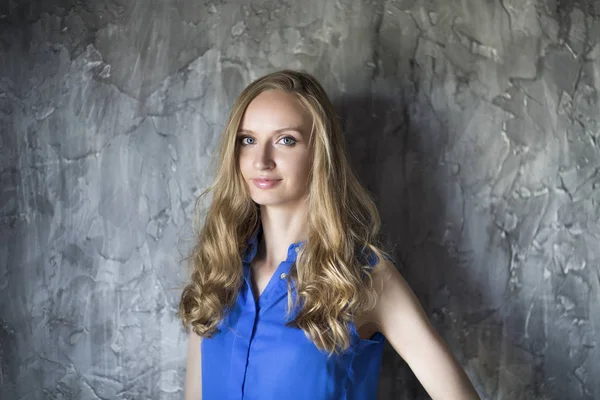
left=238, top=153, right=250, bottom=177
left=292, top=153, right=311, bottom=183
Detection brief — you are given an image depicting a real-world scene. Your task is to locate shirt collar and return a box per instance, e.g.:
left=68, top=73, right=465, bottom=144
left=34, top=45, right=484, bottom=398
left=242, top=224, right=305, bottom=264
left=242, top=225, right=260, bottom=264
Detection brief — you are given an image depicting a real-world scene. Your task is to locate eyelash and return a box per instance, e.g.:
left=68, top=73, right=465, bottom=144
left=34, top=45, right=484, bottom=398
left=238, top=136, right=297, bottom=146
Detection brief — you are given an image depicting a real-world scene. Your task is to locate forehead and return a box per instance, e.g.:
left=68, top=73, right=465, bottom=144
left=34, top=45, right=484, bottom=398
left=239, top=90, right=311, bottom=132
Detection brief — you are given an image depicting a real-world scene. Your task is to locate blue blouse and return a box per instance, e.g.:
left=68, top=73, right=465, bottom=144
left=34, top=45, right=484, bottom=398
left=201, top=229, right=386, bottom=399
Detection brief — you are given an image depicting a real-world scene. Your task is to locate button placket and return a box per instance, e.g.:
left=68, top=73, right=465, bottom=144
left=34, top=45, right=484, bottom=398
left=227, top=280, right=257, bottom=400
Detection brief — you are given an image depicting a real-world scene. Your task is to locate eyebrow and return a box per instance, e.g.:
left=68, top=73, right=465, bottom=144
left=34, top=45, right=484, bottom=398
left=236, top=127, right=304, bottom=136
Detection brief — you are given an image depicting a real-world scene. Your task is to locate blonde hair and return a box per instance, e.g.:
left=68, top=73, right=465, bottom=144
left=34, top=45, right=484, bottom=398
left=178, top=70, right=388, bottom=355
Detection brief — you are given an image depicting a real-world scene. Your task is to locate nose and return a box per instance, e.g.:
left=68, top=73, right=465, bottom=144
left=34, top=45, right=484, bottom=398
left=253, top=142, right=275, bottom=170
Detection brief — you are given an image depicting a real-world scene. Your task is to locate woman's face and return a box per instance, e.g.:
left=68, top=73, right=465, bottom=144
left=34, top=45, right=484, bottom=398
left=237, top=89, right=312, bottom=209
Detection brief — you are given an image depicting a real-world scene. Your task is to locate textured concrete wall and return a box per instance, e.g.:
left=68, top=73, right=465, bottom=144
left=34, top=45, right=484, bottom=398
left=1, top=0, right=599, bottom=399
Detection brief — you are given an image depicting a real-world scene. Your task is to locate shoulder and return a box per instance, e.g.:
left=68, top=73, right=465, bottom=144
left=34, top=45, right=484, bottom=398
left=362, top=257, right=421, bottom=326
left=369, top=257, right=403, bottom=299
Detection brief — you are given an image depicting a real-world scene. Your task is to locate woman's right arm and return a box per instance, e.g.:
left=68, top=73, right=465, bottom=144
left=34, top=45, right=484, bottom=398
left=184, top=328, right=202, bottom=400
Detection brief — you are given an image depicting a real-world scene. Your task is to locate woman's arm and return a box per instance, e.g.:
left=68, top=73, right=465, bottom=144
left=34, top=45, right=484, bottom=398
left=184, top=327, right=202, bottom=400
left=369, top=259, right=480, bottom=400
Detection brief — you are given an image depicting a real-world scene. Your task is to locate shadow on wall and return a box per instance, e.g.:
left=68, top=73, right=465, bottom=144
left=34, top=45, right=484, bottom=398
left=333, top=90, right=502, bottom=400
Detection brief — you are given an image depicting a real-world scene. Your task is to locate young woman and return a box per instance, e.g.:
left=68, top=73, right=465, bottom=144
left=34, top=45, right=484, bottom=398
left=178, top=70, right=480, bottom=399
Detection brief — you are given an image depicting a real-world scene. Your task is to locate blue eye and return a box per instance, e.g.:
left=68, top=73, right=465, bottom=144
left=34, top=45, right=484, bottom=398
left=239, top=136, right=255, bottom=145
left=279, top=136, right=297, bottom=146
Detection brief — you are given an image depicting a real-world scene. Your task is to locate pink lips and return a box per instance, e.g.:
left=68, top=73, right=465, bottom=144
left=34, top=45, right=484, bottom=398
left=252, top=178, right=282, bottom=189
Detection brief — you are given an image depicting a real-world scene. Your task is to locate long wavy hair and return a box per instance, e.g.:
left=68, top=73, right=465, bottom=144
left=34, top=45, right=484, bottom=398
left=178, top=70, right=388, bottom=355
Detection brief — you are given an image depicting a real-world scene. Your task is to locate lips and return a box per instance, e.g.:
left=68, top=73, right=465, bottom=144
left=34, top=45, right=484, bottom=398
left=251, top=178, right=282, bottom=189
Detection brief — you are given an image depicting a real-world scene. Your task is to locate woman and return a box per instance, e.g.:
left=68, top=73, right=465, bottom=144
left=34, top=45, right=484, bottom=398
left=178, top=70, right=480, bottom=399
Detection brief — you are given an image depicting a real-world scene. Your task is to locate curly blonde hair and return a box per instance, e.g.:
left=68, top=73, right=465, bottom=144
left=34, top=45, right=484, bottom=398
left=178, top=70, right=388, bottom=355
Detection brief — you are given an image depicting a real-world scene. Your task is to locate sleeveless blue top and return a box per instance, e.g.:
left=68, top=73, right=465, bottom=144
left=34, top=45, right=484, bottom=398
left=201, top=228, right=386, bottom=399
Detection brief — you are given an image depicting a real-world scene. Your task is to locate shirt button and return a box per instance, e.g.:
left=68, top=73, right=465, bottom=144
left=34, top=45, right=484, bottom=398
left=294, top=247, right=300, bottom=253
left=280, top=273, right=287, bottom=279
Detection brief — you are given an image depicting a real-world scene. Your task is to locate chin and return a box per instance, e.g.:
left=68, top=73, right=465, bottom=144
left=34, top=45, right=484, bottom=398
left=250, top=197, right=285, bottom=207
left=249, top=192, right=292, bottom=206
left=251, top=195, right=308, bottom=209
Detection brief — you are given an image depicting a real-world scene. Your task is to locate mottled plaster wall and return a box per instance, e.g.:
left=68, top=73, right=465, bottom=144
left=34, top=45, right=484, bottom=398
left=1, top=0, right=599, bottom=399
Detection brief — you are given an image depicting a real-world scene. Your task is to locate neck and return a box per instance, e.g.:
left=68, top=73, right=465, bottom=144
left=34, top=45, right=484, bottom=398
left=257, top=202, right=308, bottom=267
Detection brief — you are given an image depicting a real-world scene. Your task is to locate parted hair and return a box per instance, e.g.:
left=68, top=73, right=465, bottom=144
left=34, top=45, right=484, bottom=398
left=177, top=70, right=388, bottom=355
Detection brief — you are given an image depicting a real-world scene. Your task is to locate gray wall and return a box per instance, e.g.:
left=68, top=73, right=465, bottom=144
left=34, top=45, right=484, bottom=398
left=1, top=0, right=599, bottom=399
